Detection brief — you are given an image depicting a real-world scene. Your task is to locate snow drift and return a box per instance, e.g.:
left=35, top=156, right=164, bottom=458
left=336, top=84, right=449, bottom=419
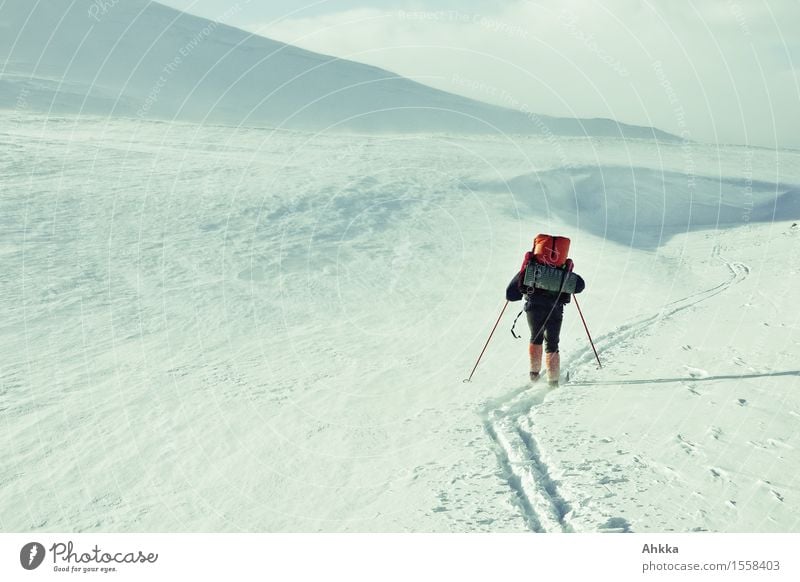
left=469, top=165, right=800, bottom=247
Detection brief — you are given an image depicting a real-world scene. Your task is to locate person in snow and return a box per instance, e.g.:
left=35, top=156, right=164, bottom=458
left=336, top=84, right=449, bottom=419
left=505, top=236, right=585, bottom=386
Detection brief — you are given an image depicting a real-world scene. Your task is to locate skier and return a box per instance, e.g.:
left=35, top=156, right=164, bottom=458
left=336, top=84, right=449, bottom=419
left=505, top=234, right=585, bottom=386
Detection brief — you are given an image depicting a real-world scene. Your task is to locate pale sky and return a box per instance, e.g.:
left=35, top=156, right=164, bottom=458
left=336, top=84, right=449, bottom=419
left=159, top=0, right=800, bottom=148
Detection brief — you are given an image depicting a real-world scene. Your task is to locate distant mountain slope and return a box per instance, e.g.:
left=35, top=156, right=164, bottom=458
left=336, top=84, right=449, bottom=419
left=0, top=0, right=677, bottom=139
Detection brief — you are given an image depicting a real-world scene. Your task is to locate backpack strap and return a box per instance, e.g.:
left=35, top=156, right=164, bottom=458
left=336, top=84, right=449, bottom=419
left=510, top=310, right=524, bottom=339
left=518, top=250, right=535, bottom=290
left=557, top=267, right=569, bottom=293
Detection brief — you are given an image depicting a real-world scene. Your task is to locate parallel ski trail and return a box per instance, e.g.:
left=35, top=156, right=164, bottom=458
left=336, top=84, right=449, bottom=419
left=480, top=386, right=570, bottom=532
left=569, top=256, right=748, bottom=371
left=481, top=248, right=750, bottom=532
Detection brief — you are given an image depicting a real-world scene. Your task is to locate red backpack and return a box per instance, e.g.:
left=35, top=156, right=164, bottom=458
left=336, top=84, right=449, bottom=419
left=519, top=234, right=572, bottom=280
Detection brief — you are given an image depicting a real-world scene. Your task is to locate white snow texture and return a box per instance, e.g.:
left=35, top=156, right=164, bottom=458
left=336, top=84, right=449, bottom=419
left=1, top=0, right=799, bottom=533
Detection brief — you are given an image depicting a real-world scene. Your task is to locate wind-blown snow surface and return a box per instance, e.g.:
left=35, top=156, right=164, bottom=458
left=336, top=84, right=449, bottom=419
left=1, top=112, right=799, bottom=532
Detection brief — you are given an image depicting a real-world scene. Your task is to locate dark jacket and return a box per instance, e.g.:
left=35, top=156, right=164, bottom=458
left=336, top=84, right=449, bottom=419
left=506, top=270, right=585, bottom=312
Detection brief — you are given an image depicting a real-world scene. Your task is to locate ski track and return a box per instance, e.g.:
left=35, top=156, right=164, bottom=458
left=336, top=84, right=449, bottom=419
left=481, top=249, right=750, bottom=532
left=568, top=253, right=749, bottom=372
left=480, top=386, right=570, bottom=532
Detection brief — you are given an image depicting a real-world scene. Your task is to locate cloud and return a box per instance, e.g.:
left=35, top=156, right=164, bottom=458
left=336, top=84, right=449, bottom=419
left=237, top=0, right=800, bottom=148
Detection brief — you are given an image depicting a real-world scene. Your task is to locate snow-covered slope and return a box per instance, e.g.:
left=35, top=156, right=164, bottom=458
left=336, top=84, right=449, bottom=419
left=1, top=112, right=798, bottom=532
left=0, top=0, right=675, bottom=139
left=487, top=225, right=800, bottom=532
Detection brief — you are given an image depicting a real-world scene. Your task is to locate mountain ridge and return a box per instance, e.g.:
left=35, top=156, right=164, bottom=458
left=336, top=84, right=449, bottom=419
left=0, top=0, right=679, bottom=140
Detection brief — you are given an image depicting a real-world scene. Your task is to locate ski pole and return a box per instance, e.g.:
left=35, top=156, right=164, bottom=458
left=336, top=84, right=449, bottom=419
left=574, top=296, right=602, bottom=368
left=463, top=300, right=509, bottom=383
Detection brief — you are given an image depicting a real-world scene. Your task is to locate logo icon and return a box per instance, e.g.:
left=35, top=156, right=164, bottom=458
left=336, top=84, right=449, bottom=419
left=20, top=542, right=46, bottom=570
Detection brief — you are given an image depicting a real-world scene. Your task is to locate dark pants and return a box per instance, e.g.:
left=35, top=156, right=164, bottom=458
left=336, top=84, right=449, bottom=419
left=526, top=304, right=563, bottom=353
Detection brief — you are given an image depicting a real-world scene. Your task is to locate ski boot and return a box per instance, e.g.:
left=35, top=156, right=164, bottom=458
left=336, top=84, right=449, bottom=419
left=529, top=343, right=543, bottom=383
left=546, top=351, right=560, bottom=387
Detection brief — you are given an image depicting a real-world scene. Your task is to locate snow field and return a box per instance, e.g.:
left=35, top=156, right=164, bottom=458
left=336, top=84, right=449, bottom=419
left=490, top=223, right=800, bottom=532
left=1, top=113, right=798, bottom=532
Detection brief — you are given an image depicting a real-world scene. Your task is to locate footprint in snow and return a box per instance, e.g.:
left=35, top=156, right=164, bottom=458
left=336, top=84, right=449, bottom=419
left=684, top=366, right=709, bottom=379
left=767, top=438, right=793, bottom=450
left=598, top=517, right=631, bottom=533
left=676, top=434, right=698, bottom=455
